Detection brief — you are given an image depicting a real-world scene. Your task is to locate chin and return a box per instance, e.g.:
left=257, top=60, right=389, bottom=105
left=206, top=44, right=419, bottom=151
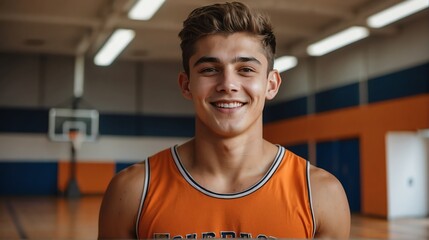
left=196, top=116, right=254, bottom=137
left=212, top=124, right=247, bottom=138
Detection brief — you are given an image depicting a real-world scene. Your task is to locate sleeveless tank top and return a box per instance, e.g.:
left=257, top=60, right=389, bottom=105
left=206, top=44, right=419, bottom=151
left=136, top=145, right=315, bottom=238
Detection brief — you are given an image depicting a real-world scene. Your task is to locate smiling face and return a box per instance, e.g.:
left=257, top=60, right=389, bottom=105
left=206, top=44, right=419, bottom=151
left=179, top=32, right=281, bottom=138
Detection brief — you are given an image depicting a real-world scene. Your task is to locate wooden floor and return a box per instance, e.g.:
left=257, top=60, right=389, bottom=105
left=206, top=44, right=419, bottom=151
left=1, top=196, right=428, bottom=239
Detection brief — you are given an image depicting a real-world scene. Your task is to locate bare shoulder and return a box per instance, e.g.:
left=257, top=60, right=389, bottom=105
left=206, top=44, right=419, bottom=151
left=98, top=161, right=146, bottom=239
left=309, top=165, right=350, bottom=238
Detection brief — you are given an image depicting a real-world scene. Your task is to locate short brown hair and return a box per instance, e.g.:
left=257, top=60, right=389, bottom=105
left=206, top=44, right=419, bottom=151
left=178, top=2, right=276, bottom=76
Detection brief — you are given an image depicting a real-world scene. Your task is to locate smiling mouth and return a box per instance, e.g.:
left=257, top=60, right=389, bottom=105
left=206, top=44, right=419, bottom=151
left=211, top=102, right=245, bottom=109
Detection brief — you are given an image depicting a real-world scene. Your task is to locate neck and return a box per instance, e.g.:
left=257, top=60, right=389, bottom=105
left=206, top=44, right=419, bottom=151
left=196, top=137, right=262, bottom=170
left=193, top=117, right=265, bottom=171
left=176, top=116, right=279, bottom=193
left=177, top=136, right=278, bottom=193
left=181, top=130, right=277, bottom=177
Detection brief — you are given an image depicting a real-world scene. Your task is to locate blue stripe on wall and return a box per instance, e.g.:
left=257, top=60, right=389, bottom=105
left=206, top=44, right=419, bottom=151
left=0, top=108, right=195, bottom=137
left=99, top=114, right=140, bottom=136
left=115, top=162, right=135, bottom=173
left=140, top=115, right=194, bottom=137
left=315, top=83, right=360, bottom=113
left=99, top=114, right=194, bottom=137
left=0, top=162, right=58, bottom=195
left=0, top=108, right=49, bottom=133
left=264, top=96, right=307, bottom=123
left=368, top=62, right=429, bottom=103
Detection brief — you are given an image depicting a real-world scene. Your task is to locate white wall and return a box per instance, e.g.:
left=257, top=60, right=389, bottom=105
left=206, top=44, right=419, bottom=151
left=424, top=136, right=429, bottom=214
left=43, top=55, right=75, bottom=107
left=2, top=16, right=428, bottom=113
left=276, top=58, right=312, bottom=101
left=368, top=18, right=429, bottom=78
left=273, top=14, right=429, bottom=104
left=141, top=61, right=194, bottom=115
left=386, top=132, right=429, bottom=219
left=0, top=133, right=189, bottom=162
left=0, top=54, right=192, bottom=115
left=427, top=138, right=429, bottom=213
left=84, top=60, right=137, bottom=113
left=314, top=42, right=366, bottom=92
left=0, top=54, right=41, bottom=107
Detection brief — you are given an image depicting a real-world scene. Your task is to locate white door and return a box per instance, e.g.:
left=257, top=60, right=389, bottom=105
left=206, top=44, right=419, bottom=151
left=386, top=132, right=428, bottom=219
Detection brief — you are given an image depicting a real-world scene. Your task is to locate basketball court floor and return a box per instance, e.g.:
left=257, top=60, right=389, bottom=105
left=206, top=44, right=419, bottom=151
left=1, top=196, right=428, bottom=239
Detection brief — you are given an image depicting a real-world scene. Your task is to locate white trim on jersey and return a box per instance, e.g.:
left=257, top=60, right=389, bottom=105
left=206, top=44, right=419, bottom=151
left=306, top=161, right=317, bottom=237
left=171, top=145, right=285, bottom=199
left=135, top=158, right=150, bottom=239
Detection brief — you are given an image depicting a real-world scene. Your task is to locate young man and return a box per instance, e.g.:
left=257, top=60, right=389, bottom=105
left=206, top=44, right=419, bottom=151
left=99, top=2, right=350, bottom=239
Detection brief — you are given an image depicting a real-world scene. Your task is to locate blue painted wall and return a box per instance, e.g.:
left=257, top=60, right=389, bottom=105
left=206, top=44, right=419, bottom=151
left=315, top=83, right=360, bottom=113
left=368, top=62, right=429, bottom=103
left=316, top=138, right=361, bottom=212
left=264, top=97, right=307, bottom=123
left=115, top=162, right=135, bottom=173
left=0, top=109, right=195, bottom=137
left=0, top=162, right=58, bottom=195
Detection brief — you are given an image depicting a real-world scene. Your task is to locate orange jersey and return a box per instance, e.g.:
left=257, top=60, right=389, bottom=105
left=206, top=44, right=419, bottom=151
left=136, top=146, right=316, bottom=239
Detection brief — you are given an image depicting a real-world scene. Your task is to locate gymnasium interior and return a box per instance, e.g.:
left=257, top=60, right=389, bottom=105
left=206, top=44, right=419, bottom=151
left=1, top=0, right=428, bottom=239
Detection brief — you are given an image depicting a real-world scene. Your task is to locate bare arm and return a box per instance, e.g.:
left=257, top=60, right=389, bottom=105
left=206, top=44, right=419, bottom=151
left=310, top=165, right=350, bottom=238
left=98, top=162, right=146, bottom=239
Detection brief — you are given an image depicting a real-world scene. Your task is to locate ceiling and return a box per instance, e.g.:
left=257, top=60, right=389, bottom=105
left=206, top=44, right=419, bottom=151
left=0, top=0, right=427, bottom=63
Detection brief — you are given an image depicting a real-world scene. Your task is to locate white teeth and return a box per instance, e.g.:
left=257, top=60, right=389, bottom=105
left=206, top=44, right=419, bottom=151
left=215, top=102, right=243, bottom=109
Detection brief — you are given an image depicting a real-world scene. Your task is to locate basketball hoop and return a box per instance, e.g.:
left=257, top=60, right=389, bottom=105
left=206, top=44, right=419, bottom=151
left=69, top=130, right=85, bottom=151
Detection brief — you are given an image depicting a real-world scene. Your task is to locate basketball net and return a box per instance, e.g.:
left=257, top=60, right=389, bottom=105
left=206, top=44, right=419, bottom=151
left=69, top=130, right=85, bottom=151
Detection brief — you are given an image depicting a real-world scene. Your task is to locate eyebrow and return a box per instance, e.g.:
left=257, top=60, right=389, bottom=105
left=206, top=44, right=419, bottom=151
left=234, top=56, right=261, bottom=65
left=193, top=56, right=262, bottom=67
left=193, top=56, right=220, bottom=67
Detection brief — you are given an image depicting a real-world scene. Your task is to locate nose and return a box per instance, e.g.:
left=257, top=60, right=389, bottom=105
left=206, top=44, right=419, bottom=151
left=216, top=69, right=239, bottom=93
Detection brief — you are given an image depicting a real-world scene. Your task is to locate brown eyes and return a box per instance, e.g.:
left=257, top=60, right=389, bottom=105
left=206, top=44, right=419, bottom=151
left=198, top=67, right=256, bottom=75
left=200, top=68, right=217, bottom=73
left=240, top=67, right=255, bottom=73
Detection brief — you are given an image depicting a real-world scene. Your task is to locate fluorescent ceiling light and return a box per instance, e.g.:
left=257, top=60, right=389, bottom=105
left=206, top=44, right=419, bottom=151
left=367, top=0, right=429, bottom=28
left=128, top=0, right=165, bottom=20
left=94, top=29, right=135, bottom=66
left=274, top=56, right=298, bottom=73
left=307, top=26, right=369, bottom=56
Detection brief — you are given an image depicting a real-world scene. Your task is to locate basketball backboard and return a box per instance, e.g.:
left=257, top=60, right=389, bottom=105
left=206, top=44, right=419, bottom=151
left=48, top=108, right=99, bottom=142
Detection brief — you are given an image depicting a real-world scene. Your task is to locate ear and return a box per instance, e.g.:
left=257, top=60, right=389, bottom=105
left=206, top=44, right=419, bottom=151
left=178, top=72, right=192, bottom=100
left=266, top=70, right=282, bottom=100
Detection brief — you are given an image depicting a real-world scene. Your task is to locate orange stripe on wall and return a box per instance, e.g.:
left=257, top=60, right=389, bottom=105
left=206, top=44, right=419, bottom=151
left=264, top=94, right=429, bottom=217
left=58, top=162, right=115, bottom=194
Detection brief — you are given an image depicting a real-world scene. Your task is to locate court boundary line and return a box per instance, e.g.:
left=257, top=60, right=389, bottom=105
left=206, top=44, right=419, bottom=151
left=6, top=200, right=28, bottom=239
